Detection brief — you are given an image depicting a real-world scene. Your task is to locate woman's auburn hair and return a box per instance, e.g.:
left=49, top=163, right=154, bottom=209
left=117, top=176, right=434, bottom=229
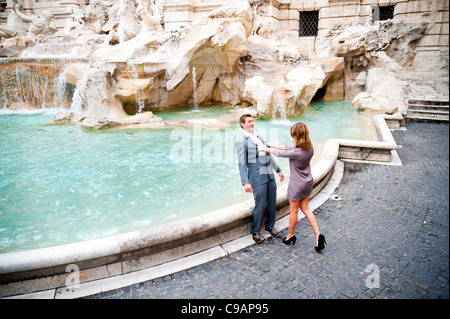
left=290, top=122, right=311, bottom=151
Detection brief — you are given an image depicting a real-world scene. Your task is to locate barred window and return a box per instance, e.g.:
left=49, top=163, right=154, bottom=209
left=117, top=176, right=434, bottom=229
left=299, top=11, right=319, bottom=37
left=373, top=6, right=395, bottom=21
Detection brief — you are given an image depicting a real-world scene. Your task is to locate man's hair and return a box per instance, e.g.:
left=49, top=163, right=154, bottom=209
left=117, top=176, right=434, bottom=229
left=239, top=114, right=252, bottom=129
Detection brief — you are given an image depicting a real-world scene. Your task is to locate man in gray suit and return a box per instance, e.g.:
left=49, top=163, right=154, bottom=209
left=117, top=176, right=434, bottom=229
left=235, top=114, right=285, bottom=244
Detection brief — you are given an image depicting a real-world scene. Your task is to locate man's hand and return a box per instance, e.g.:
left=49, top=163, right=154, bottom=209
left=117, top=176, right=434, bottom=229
left=244, top=183, right=253, bottom=193
left=278, top=172, right=285, bottom=182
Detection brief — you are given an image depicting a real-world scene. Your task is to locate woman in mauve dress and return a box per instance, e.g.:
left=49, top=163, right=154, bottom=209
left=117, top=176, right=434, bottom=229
left=258, top=122, right=326, bottom=252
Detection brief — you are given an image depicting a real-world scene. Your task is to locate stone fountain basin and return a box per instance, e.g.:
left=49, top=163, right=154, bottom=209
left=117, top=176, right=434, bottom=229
left=0, top=114, right=400, bottom=298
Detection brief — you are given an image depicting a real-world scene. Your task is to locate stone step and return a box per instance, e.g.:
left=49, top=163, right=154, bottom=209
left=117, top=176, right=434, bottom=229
left=408, top=99, right=449, bottom=106
left=409, top=102, right=449, bottom=107
left=407, top=109, right=450, bottom=117
left=408, top=104, right=449, bottom=112
left=408, top=99, right=450, bottom=121
left=406, top=97, right=449, bottom=123
left=406, top=115, right=449, bottom=123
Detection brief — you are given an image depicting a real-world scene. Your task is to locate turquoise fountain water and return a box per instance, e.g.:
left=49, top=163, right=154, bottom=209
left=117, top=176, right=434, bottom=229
left=0, top=101, right=374, bottom=253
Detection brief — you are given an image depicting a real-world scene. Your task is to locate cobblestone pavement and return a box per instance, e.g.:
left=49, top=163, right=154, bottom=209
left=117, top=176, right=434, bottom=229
left=86, top=122, right=449, bottom=299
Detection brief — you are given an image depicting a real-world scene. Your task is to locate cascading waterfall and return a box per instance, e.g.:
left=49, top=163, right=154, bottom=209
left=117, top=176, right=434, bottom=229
left=271, top=92, right=291, bottom=125
left=127, top=62, right=146, bottom=114
left=0, top=43, right=90, bottom=111
left=0, top=58, right=55, bottom=109
left=70, top=87, right=84, bottom=114
left=55, top=71, right=68, bottom=107
left=0, top=57, right=86, bottom=111
left=0, top=60, right=8, bottom=109
left=192, top=67, right=199, bottom=112
left=19, top=43, right=86, bottom=59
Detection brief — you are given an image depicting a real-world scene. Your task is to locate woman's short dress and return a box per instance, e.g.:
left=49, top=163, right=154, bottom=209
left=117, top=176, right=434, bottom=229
left=274, top=145, right=314, bottom=202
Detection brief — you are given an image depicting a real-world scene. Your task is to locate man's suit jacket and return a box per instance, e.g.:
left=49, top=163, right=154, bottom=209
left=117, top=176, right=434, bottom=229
left=235, top=133, right=281, bottom=187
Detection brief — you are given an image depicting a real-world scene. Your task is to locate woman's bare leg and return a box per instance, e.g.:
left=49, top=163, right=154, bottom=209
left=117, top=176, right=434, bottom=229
left=299, top=197, right=320, bottom=244
left=287, top=199, right=300, bottom=239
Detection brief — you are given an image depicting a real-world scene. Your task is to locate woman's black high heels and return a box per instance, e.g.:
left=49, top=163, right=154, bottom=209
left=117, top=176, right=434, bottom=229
left=282, top=235, right=297, bottom=246
left=315, top=234, right=327, bottom=252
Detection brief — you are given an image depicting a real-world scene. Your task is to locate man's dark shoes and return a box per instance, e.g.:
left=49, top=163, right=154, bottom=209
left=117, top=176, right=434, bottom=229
left=252, top=232, right=265, bottom=244
left=265, top=228, right=281, bottom=238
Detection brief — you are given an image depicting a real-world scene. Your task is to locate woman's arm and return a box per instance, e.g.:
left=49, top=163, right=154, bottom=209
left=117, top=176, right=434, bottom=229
left=258, top=144, right=274, bottom=154
left=259, top=144, right=299, bottom=159
left=266, top=143, right=286, bottom=150
left=258, top=143, right=290, bottom=154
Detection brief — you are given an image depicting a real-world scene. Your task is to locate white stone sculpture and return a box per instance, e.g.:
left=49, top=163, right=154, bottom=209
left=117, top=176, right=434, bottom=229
left=137, top=0, right=163, bottom=33
left=64, top=7, right=85, bottom=36
left=86, top=0, right=109, bottom=33
left=14, top=4, right=56, bottom=42
left=0, top=4, right=27, bottom=40
left=0, top=23, right=17, bottom=40
left=99, top=0, right=141, bottom=45
left=117, top=0, right=141, bottom=43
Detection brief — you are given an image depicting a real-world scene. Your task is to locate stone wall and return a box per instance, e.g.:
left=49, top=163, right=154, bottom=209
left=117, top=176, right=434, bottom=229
left=163, top=0, right=223, bottom=31
left=395, top=0, right=449, bottom=71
